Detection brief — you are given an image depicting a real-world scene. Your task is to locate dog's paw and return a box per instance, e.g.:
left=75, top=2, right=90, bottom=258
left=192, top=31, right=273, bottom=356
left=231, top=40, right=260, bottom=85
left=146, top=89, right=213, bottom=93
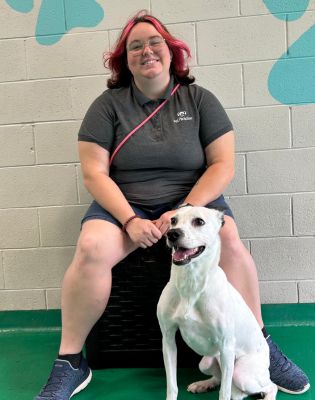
left=187, top=377, right=220, bottom=393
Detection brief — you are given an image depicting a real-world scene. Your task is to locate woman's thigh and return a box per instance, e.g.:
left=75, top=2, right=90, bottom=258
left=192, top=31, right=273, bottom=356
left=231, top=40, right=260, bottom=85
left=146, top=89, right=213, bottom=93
left=74, top=219, right=138, bottom=269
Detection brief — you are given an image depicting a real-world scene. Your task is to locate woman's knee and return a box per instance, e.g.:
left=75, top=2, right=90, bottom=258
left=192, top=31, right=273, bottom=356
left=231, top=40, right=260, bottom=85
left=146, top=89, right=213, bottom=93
left=73, top=220, right=134, bottom=270
left=77, top=232, right=106, bottom=262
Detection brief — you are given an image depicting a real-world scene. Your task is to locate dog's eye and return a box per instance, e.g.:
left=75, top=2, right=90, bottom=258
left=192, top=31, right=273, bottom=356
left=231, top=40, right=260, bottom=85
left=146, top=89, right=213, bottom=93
left=192, top=218, right=205, bottom=227
left=170, top=217, right=177, bottom=225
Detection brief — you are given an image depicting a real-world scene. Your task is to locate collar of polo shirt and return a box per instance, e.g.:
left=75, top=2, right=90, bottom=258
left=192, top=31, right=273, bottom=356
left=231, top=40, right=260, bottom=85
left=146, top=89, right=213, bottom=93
left=131, top=75, right=175, bottom=106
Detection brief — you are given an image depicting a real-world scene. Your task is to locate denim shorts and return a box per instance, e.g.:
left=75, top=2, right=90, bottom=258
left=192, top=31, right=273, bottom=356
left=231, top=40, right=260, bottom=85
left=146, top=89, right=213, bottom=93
left=81, top=194, right=234, bottom=228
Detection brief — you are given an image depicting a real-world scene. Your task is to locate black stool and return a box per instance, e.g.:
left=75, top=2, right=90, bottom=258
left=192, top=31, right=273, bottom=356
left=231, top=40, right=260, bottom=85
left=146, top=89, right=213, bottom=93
left=85, top=238, right=199, bottom=369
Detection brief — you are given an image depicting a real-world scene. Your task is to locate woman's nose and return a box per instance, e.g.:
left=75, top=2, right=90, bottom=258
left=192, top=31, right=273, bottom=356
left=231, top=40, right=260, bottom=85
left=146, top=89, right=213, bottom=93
left=142, top=43, right=153, bottom=55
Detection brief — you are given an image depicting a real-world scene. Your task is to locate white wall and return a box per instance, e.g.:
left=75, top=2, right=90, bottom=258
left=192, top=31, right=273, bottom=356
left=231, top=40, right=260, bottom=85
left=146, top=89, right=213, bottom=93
left=0, top=0, right=314, bottom=310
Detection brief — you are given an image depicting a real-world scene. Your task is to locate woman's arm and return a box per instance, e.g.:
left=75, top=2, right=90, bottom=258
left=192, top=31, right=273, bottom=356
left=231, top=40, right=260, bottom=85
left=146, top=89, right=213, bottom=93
left=153, top=131, right=235, bottom=234
left=184, top=130, right=235, bottom=206
left=79, top=141, right=162, bottom=247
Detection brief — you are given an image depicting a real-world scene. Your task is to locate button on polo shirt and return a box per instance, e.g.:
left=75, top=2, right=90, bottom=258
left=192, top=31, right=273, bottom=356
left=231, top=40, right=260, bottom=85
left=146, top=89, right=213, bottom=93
left=78, top=78, right=233, bottom=205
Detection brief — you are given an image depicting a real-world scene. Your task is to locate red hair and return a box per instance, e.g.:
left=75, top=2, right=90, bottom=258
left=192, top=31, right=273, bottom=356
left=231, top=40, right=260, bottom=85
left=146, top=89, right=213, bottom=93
left=104, top=10, right=195, bottom=88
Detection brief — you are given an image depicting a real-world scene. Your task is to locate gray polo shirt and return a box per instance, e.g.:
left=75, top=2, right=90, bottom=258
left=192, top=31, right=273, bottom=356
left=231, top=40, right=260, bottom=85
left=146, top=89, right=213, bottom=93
left=78, top=78, right=233, bottom=206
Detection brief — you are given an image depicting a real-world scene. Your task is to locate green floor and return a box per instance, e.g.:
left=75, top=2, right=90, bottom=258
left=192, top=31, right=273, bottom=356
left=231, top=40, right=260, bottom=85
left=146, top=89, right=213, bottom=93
left=0, top=305, right=314, bottom=399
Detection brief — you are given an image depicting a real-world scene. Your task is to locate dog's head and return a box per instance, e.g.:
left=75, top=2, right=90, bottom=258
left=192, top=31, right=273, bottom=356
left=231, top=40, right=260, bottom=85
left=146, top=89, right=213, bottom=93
left=167, top=206, right=225, bottom=266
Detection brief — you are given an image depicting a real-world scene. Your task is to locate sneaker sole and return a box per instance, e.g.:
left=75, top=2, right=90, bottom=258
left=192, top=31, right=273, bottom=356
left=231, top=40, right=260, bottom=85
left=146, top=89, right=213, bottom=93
left=70, top=368, right=92, bottom=398
left=277, top=383, right=310, bottom=395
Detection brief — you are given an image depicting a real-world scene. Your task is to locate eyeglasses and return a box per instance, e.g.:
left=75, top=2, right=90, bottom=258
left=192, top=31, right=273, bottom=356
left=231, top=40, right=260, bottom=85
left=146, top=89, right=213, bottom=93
left=127, top=36, right=166, bottom=54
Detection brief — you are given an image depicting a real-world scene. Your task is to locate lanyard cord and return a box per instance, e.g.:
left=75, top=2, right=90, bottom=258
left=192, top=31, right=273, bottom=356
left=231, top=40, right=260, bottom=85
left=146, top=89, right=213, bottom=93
left=109, top=83, right=180, bottom=166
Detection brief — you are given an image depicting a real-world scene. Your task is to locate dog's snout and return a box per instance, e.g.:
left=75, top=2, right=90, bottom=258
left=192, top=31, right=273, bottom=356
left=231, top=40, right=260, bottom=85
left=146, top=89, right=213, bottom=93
left=167, top=228, right=182, bottom=243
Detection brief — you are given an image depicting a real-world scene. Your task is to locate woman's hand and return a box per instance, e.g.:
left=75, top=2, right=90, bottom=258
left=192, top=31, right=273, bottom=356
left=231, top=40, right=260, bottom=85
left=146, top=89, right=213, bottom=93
left=152, top=210, right=178, bottom=236
left=125, top=218, right=162, bottom=248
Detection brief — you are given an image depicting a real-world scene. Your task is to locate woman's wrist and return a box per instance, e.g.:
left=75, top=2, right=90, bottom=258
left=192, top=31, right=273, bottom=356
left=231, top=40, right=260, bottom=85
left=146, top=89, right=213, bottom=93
left=177, top=202, right=194, bottom=209
left=122, top=215, right=141, bottom=232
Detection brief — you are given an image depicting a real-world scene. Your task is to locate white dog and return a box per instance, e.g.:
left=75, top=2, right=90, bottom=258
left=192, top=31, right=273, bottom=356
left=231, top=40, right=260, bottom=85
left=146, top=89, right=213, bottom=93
left=157, top=206, right=277, bottom=400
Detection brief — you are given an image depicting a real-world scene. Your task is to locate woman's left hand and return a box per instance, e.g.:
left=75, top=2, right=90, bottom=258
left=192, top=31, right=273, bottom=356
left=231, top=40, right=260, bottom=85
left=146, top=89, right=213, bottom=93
left=152, top=210, right=177, bottom=236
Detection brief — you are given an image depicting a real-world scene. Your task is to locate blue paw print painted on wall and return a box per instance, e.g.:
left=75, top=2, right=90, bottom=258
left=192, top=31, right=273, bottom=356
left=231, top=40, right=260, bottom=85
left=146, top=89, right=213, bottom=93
left=264, top=0, right=315, bottom=104
left=5, top=0, right=104, bottom=45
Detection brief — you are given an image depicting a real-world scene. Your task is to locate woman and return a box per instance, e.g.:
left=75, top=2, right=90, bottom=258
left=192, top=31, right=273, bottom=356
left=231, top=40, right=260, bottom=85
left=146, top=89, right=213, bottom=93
left=35, top=10, right=310, bottom=400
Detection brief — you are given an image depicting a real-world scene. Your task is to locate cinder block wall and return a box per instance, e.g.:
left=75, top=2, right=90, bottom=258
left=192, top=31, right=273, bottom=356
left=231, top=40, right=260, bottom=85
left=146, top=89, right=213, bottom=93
left=0, top=0, right=314, bottom=310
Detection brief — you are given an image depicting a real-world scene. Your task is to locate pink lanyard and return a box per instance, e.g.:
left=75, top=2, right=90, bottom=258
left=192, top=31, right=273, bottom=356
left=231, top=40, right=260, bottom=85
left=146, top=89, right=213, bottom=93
left=109, top=83, right=180, bottom=166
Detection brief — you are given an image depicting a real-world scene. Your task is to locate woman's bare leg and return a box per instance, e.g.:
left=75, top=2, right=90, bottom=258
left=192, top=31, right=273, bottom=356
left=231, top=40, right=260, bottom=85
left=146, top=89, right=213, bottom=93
left=219, top=216, right=263, bottom=328
left=59, top=219, right=137, bottom=355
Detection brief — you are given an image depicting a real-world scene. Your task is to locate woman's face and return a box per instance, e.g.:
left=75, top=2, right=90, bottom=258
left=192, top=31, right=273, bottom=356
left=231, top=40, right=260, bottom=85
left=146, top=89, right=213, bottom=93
left=126, top=22, right=171, bottom=85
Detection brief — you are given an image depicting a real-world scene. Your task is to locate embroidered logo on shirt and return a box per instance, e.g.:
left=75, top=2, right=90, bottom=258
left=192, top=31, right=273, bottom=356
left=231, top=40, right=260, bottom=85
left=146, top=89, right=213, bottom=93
left=174, top=110, right=193, bottom=124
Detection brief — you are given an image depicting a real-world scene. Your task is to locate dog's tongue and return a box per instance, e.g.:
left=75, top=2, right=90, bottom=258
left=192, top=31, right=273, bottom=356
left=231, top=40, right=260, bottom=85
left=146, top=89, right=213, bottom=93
left=173, top=247, right=198, bottom=262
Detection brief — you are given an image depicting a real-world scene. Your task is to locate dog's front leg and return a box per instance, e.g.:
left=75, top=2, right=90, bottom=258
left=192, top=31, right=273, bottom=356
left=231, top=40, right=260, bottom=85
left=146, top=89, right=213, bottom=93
left=162, top=326, right=178, bottom=400
left=219, top=343, right=235, bottom=400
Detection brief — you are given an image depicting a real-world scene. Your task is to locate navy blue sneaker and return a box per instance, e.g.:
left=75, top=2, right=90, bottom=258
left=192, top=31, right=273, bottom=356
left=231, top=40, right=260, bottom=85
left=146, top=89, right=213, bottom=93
left=35, top=357, right=92, bottom=399
left=267, top=336, right=310, bottom=394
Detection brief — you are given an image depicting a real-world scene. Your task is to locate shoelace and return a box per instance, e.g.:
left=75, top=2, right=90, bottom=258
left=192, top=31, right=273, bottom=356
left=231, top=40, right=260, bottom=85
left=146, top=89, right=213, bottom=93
left=269, top=341, right=292, bottom=373
left=39, top=370, right=69, bottom=396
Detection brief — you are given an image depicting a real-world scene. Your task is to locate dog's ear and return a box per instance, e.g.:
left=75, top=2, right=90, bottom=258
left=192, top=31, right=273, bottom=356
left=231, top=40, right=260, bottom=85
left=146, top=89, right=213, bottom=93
left=208, top=206, right=225, bottom=227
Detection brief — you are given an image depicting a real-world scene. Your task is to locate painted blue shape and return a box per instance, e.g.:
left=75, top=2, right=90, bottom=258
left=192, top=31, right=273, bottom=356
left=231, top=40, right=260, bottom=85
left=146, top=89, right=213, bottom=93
left=35, top=0, right=66, bottom=45
left=5, top=0, right=34, bottom=13
left=263, top=0, right=310, bottom=21
left=65, top=0, right=104, bottom=31
left=35, top=0, right=104, bottom=45
left=268, top=24, right=315, bottom=104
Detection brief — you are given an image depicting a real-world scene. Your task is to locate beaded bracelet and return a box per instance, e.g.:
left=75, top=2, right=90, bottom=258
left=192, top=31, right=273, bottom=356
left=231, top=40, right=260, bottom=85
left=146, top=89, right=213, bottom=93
left=122, top=215, right=141, bottom=232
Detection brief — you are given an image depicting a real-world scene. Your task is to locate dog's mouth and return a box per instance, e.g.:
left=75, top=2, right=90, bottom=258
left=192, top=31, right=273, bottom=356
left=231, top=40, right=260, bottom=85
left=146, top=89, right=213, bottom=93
left=172, top=246, right=205, bottom=265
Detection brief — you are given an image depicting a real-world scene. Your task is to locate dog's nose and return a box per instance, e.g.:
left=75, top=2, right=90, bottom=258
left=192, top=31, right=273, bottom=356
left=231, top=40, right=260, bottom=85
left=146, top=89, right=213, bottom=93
left=167, top=228, right=182, bottom=243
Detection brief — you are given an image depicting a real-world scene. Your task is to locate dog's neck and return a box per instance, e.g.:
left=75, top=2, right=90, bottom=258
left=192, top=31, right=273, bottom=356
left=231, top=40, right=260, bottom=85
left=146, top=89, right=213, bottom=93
left=171, top=238, right=221, bottom=313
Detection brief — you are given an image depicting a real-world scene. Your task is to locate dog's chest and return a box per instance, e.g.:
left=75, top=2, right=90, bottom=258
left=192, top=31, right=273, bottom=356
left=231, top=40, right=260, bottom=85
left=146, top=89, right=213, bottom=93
left=173, top=302, right=222, bottom=356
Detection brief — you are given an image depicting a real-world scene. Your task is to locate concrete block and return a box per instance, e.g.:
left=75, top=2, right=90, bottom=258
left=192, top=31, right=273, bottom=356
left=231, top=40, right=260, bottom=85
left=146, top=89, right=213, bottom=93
left=167, top=23, right=197, bottom=66
left=228, top=195, right=291, bottom=238
left=26, top=32, right=109, bottom=79
left=34, top=121, right=80, bottom=164
left=0, top=125, right=35, bottom=167
left=241, top=0, right=315, bottom=15
left=228, top=106, right=290, bottom=152
left=243, top=61, right=280, bottom=106
left=97, top=0, right=149, bottom=30
left=192, top=65, right=243, bottom=108
left=0, top=253, right=4, bottom=289
left=225, top=155, right=246, bottom=196
left=298, top=280, right=315, bottom=303
left=76, top=167, right=93, bottom=204
left=0, top=39, right=26, bottom=83
left=0, top=290, right=46, bottom=311
left=30, top=79, right=73, bottom=122
left=46, top=289, right=61, bottom=310
left=0, top=208, right=39, bottom=249
left=0, top=80, right=73, bottom=125
left=3, top=247, right=75, bottom=289
left=0, top=165, right=78, bottom=208
left=197, top=16, right=285, bottom=65
left=39, top=205, right=88, bottom=246
left=0, top=82, right=33, bottom=125
left=292, top=104, right=315, bottom=147
left=0, top=2, right=38, bottom=39
left=152, top=0, right=239, bottom=23
left=247, top=148, right=315, bottom=193
left=293, top=193, right=315, bottom=236
left=259, top=281, right=298, bottom=304
left=70, top=75, right=108, bottom=119
left=251, top=237, right=315, bottom=280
